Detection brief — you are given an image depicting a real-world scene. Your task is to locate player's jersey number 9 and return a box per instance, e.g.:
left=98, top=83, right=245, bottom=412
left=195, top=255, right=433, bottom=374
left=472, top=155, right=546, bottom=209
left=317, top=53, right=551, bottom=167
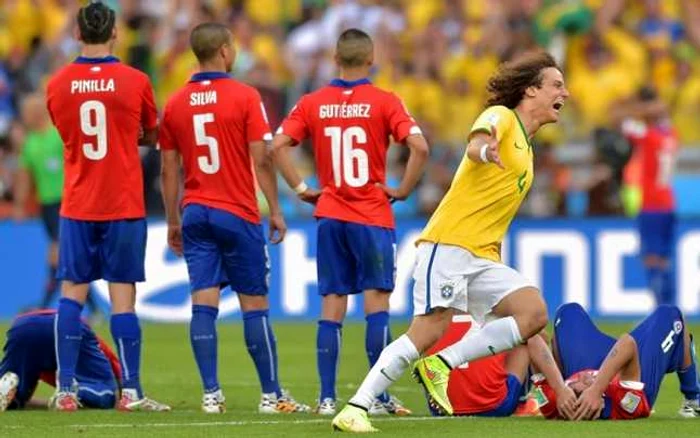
left=80, top=100, right=108, bottom=161
left=325, top=126, right=368, bottom=188
left=193, top=113, right=220, bottom=175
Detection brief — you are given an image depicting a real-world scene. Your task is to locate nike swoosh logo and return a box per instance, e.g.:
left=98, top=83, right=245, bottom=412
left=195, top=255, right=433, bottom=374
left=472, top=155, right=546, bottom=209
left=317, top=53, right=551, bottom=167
left=488, top=345, right=497, bottom=355
left=514, top=142, right=523, bottom=150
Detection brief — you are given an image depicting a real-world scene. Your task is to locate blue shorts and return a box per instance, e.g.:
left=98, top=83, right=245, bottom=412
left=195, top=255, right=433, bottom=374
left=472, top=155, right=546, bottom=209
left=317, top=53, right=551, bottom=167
left=57, top=217, right=147, bottom=283
left=629, top=304, right=686, bottom=406
left=316, top=218, right=396, bottom=296
left=475, top=374, right=525, bottom=417
left=638, top=211, right=675, bottom=259
left=0, top=313, right=117, bottom=409
left=553, top=303, right=617, bottom=379
left=182, top=204, right=268, bottom=295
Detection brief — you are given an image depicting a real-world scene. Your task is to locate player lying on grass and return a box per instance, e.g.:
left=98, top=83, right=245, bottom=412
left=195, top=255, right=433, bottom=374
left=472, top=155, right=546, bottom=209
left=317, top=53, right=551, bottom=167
left=0, top=310, right=120, bottom=411
left=423, top=315, right=573, bottom=418
left=533, top=303, right=700, bottom=420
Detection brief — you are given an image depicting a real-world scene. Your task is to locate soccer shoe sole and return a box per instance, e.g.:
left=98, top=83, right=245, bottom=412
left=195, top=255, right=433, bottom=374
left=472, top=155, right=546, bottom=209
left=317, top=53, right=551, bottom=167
left=331, top=416, right=378, bottom=433
left=411, top=361, right=453, bottom=416
left=0, top=372, right=19, bottom=412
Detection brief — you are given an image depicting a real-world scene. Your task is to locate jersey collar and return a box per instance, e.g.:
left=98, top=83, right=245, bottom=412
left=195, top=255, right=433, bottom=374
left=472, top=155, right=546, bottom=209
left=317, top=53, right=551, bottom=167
left=329, top=78, right=371, bottom=88
left=512, top=109, right=533, bottom=151
left=190, top=72, right=230, bottom=82
left=74, top=56, right=120, bottom=64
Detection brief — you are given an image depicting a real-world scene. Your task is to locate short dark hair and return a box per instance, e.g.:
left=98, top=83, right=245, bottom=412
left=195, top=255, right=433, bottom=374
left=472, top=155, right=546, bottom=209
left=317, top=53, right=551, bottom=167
left=77, top=1, right=116, bottom=44
left=190, top=22, right=232, bottom=63
left=336, top=28, right=373, bottom=68
left=486, top=51, right=560, bottom=108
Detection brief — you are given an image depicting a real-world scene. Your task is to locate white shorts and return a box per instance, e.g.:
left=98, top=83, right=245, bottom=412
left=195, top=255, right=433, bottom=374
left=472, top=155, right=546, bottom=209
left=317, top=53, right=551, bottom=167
left=412, top=242, right=536, bottom=324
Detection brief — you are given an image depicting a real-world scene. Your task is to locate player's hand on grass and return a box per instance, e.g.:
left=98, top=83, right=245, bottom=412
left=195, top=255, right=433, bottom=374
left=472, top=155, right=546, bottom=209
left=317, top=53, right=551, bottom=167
left=574, top=387, right=604, bottom=420
left=298, top=188, right=321, bottom=205
left=483, top=125, right=504, bottom=169
left=167, top=223, right=183, bottom=256
left=268, top=213, right=287, bottom=244
left=376, top=183, right=408, bottom=203
left=555, top=386, right=578, bottom=420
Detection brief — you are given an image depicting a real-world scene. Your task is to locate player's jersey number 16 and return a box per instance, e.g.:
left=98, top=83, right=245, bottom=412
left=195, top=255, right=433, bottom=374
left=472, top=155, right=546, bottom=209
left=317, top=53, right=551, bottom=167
left=193, top=113, right=220, bottom=175
left=324, top=126, right=369, bottom=188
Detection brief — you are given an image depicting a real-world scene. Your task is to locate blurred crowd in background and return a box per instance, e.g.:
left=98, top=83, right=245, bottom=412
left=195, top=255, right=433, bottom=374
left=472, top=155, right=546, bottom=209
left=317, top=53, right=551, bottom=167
left=1, top=0, right=700, bottom=220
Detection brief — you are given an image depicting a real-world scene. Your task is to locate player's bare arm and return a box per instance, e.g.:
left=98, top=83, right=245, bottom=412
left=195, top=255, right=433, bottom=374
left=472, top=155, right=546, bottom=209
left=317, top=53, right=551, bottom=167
left=527, top=334, right=578, bottom=419
left=377, top=134, right=429, bottom=201
left=160, top=149, right=183, bottom=256
left=575, top=335, right=638, bottom=420
left=251, top=140, right=287, bottom=244
left=466, top=126, right=504, bottom=169
left=270, top=133, right=321, bottom=204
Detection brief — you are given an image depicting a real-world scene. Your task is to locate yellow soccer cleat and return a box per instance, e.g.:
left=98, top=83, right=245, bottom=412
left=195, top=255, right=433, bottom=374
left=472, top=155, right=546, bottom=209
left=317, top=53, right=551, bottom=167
left=331, top=405, right=378, bottom=433
left=412, top=356, right=453, bottom=416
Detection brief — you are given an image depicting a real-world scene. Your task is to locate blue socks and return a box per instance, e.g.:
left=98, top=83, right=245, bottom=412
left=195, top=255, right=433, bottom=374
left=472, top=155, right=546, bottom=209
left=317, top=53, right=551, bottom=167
left=366, top=311, right=392, bottom=404
left=191, top=305, right=219, bottom=393
left=243, top=310, right=280, bottom=396
left=56, top=298, right=83, bottom=391
left=317, top=320, right=342, bottom=401
left=110, top=313, right=143, bottom=398
left=679, top=334, right=700, bottom=401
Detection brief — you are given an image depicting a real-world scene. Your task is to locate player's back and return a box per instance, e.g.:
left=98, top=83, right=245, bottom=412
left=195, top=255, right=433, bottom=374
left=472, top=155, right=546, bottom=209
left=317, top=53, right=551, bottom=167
left=160, top=73, right=270, bottom=224
left=283, top=79, right=418, bottom=228
left=638, top=124, right=677, bottom=211
left=46, top=57, right=157, bottom=220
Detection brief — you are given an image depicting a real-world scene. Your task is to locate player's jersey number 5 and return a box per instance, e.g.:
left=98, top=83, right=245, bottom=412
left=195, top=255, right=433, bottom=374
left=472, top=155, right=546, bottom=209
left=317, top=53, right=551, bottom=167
left=193, top=113, right=220, bottom=175
left=324, top=126, right=369, bottom=188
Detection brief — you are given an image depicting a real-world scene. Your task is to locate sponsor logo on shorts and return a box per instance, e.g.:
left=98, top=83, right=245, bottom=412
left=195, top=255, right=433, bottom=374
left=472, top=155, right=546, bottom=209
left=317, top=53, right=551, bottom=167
left=674, top=320, right=683, bottom=334
left=620, top=391, right=641, bottom=414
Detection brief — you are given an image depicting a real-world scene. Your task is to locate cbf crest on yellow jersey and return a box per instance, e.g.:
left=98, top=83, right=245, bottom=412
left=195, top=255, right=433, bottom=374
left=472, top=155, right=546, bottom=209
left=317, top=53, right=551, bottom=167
left=418, top=105, right=533, bottom=262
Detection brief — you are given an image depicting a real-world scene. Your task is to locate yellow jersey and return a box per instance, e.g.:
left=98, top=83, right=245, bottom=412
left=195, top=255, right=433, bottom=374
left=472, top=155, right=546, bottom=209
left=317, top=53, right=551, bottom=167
left=418, top=105, right=534, bottom=262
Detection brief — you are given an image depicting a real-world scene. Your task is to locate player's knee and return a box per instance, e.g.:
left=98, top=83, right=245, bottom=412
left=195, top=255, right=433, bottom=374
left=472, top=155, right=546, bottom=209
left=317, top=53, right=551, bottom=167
left=555, top=302, right=585, bottom=320
left=528, top=306, right=549, bottom=338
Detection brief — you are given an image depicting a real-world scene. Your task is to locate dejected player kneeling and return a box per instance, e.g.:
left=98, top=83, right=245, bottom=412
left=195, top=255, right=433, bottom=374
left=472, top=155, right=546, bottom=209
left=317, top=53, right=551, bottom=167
left=0, top=310, right=120, bottom=411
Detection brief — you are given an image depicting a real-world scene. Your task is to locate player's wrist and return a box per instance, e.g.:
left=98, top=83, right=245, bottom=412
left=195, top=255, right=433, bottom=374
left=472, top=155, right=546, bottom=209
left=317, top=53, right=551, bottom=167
left=293, top=181, right=308, bottom=195
left=479, top=144, right=489, bottom=163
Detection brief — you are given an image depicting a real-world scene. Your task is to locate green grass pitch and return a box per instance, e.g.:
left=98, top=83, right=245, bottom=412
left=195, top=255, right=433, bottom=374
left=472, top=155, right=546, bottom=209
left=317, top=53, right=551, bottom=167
left=0, top=321, right=698, bottom=437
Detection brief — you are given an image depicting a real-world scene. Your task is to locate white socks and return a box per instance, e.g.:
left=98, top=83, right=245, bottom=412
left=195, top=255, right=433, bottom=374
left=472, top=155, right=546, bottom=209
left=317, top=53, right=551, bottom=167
left=438, top=316, right=523, bottom=369
left=349, top=334, right=419, bottom=410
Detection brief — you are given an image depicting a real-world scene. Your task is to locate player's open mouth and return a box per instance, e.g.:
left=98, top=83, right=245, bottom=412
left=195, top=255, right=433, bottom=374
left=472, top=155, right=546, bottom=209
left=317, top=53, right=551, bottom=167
left=553, top=102, right=564, bottom=111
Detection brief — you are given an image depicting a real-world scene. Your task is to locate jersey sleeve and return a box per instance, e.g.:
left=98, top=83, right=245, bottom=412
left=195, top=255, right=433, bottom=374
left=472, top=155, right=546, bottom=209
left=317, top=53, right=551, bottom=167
left=140, top=76, right=158, bottom=130
left=385, top=93, right=422, bottom=143
left=610, top=380, right=651, bottom=419
left=158, top=105, right=177, bottom=151
left=469, top=106, right=513, bottom=142
left=246, top=89, right=272, bottom=143
left=278, top=97, right=309, bottom=144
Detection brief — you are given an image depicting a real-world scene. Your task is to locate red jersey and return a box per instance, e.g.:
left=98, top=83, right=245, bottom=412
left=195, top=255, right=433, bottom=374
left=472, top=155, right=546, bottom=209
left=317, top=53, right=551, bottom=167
left=279, top=78, right=420, bottom=228
left=426, top=316, right=509, bottom=415
left=622, top=120, right=677, bottom=211
left=533, top=370, right=651, bottom=420
left=159, top=72, right=272, bottom=224
left=46, top=56, right=157, bottom=220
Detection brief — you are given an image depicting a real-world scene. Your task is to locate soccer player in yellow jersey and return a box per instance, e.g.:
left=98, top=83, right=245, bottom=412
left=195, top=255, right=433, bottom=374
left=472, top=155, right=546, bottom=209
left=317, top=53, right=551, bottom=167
left=332, top=51, right=573, bottom=432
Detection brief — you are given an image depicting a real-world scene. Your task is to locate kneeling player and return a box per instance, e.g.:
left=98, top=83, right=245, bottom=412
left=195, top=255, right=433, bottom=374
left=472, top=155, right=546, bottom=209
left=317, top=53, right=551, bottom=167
left=0, top=310, right=120, bottom=411
left=534, top=303, right=700, bottom=420
left=424, top=315, right=576, bottom=418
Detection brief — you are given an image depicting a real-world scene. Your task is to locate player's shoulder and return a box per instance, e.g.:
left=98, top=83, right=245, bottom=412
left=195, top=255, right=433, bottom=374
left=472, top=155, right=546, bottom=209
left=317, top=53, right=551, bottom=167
left=112, top=62, right=151, bottom=83
left=480, top=105, right=515, bottom=120
left=220, top=78, right=261, bottom=98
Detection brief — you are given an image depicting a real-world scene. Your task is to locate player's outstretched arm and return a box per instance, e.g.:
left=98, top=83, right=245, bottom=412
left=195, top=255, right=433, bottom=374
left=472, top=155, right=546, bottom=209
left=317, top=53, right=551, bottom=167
left=251, top=140, right=286, bottom=244
left=466, top=126, right=504, bottom=169
left=270, top=133, right=320, bottom=205
left=377, top=134, right=429, bottom=201
left=527, top=334, right=578, bottom=419
left=160, top=149, right=183, bottom=256
left=575, top=334, right=637, bottom=420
